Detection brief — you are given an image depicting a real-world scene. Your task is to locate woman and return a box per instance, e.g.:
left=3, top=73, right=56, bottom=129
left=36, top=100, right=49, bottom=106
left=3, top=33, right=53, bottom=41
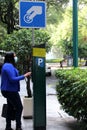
left=1, top=52, right=31, bottom=130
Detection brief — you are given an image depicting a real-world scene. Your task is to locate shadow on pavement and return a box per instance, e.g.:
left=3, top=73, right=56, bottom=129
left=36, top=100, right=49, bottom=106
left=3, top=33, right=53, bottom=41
left=66, top=120, right=87, bottom=130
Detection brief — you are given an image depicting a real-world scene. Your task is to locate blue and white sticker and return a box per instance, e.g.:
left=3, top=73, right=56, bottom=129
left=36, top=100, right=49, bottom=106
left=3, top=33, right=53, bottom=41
left=36, top=58, right=44, bottom=67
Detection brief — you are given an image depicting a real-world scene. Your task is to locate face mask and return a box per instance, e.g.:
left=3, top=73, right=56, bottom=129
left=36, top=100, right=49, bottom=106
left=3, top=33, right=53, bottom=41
left=14, top=56, right=18, bottom=63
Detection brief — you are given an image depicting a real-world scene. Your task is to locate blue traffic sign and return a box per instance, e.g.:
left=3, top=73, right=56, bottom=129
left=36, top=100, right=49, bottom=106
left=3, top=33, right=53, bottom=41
left=19, top=1, right=46, bottom=28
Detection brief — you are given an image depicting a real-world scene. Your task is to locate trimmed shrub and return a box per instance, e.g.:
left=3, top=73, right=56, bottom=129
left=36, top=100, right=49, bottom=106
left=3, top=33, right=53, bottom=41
left=55, top=68, right=87, bottom=121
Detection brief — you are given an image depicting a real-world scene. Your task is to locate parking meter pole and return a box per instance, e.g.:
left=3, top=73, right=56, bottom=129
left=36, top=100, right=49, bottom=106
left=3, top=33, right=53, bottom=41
left=32, top=44, right=46, bottom=130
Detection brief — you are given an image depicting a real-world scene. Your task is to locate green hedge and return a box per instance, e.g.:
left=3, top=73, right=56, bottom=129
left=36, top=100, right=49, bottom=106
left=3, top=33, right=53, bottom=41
left=55, top=68, right=87, bottom=121
left=46, top=58, right=63, bottom=63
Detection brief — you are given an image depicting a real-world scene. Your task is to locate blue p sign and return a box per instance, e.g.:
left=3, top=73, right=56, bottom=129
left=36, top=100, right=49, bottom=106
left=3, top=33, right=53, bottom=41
left=36, top=58, right=44, bottom=67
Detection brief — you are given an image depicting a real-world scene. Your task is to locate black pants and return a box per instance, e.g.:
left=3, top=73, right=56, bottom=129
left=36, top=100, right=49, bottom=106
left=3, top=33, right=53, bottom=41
left=1, top=91, right=23, bottom=129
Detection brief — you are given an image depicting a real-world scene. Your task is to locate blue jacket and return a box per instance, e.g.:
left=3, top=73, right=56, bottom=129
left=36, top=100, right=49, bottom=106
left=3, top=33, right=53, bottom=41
left=1, top=63, right=25, bottom=92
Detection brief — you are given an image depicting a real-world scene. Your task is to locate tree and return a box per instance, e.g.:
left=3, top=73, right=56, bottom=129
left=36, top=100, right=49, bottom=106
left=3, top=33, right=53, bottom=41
left=0, top=29, right=51, bottom=97
left=0, top=25, right=6, bottom=44
left=0, top=0, right=18, bottom=34
left=50, top=2, right=87, bottom=60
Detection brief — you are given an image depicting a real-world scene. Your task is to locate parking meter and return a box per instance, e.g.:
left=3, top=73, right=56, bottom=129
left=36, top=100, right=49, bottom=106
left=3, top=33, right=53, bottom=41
left=32, top=44, right=46, bottom=130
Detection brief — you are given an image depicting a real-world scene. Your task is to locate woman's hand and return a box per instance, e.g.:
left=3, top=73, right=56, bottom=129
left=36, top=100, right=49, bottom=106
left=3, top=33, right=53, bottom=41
left=24, top=72, right=31, bottom=77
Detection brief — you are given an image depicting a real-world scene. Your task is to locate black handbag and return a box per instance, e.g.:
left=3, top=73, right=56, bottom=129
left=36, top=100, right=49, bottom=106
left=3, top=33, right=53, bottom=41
left=1, top=104, right=16, bottom=120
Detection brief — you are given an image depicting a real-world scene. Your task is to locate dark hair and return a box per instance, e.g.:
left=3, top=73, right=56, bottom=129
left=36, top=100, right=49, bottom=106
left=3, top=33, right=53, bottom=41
left=4, top=52, right=15, bottom=66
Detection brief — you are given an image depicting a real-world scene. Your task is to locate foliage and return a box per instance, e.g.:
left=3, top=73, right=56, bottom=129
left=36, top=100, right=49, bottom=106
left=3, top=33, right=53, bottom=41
left=53, top=3, right=87, bottom=58
left=0, top=0, right=19, bottom=34
left=47, top=1, right=87, bottom=59
left=1, top=29, right=51, bottom=54
left=56, top=68, right=87, bottom=121
left=0, top=25, right=6, bottom=44
left=46, top=58, right=63, bottom=63
left=0, top=29, right=51, bottom=97
left=0, top=29, right=51, bottom=72
left=47, top=0, right=69, bottom=9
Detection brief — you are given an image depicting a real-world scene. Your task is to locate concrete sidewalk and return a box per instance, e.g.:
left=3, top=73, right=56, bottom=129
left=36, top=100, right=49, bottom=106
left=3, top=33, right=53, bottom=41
left=0, top=79, right=81, bottom=130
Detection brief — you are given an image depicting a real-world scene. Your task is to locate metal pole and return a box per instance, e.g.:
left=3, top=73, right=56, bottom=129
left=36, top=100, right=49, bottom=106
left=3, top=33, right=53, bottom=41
left=32, top=28, right=34, bottom=46
left=32, top=0, right=36, bottom=46
left=73, top=0, right=78, bottom=67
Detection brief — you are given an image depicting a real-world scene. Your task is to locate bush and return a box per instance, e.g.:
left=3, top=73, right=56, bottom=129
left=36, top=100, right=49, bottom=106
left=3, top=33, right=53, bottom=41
left=46, top=58, right=63, bottom=63
left=55, top=68, right=87, bottom=121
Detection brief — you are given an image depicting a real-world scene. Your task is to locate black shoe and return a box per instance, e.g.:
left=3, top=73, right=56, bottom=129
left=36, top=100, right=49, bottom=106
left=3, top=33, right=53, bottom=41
left=16, top=128, right=22, bottom=130
left=5, top=128, right=13, bottom=130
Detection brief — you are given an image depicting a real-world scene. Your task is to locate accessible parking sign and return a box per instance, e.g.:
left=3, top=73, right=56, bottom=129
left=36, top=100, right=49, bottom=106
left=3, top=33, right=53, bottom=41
left=19, top=1, right=46, bottom=28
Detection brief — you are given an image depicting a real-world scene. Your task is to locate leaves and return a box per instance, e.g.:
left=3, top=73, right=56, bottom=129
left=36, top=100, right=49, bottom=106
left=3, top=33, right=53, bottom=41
left=1, top=29, right=51, bottom=65
left=56, top=68, right=87, bottom=121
